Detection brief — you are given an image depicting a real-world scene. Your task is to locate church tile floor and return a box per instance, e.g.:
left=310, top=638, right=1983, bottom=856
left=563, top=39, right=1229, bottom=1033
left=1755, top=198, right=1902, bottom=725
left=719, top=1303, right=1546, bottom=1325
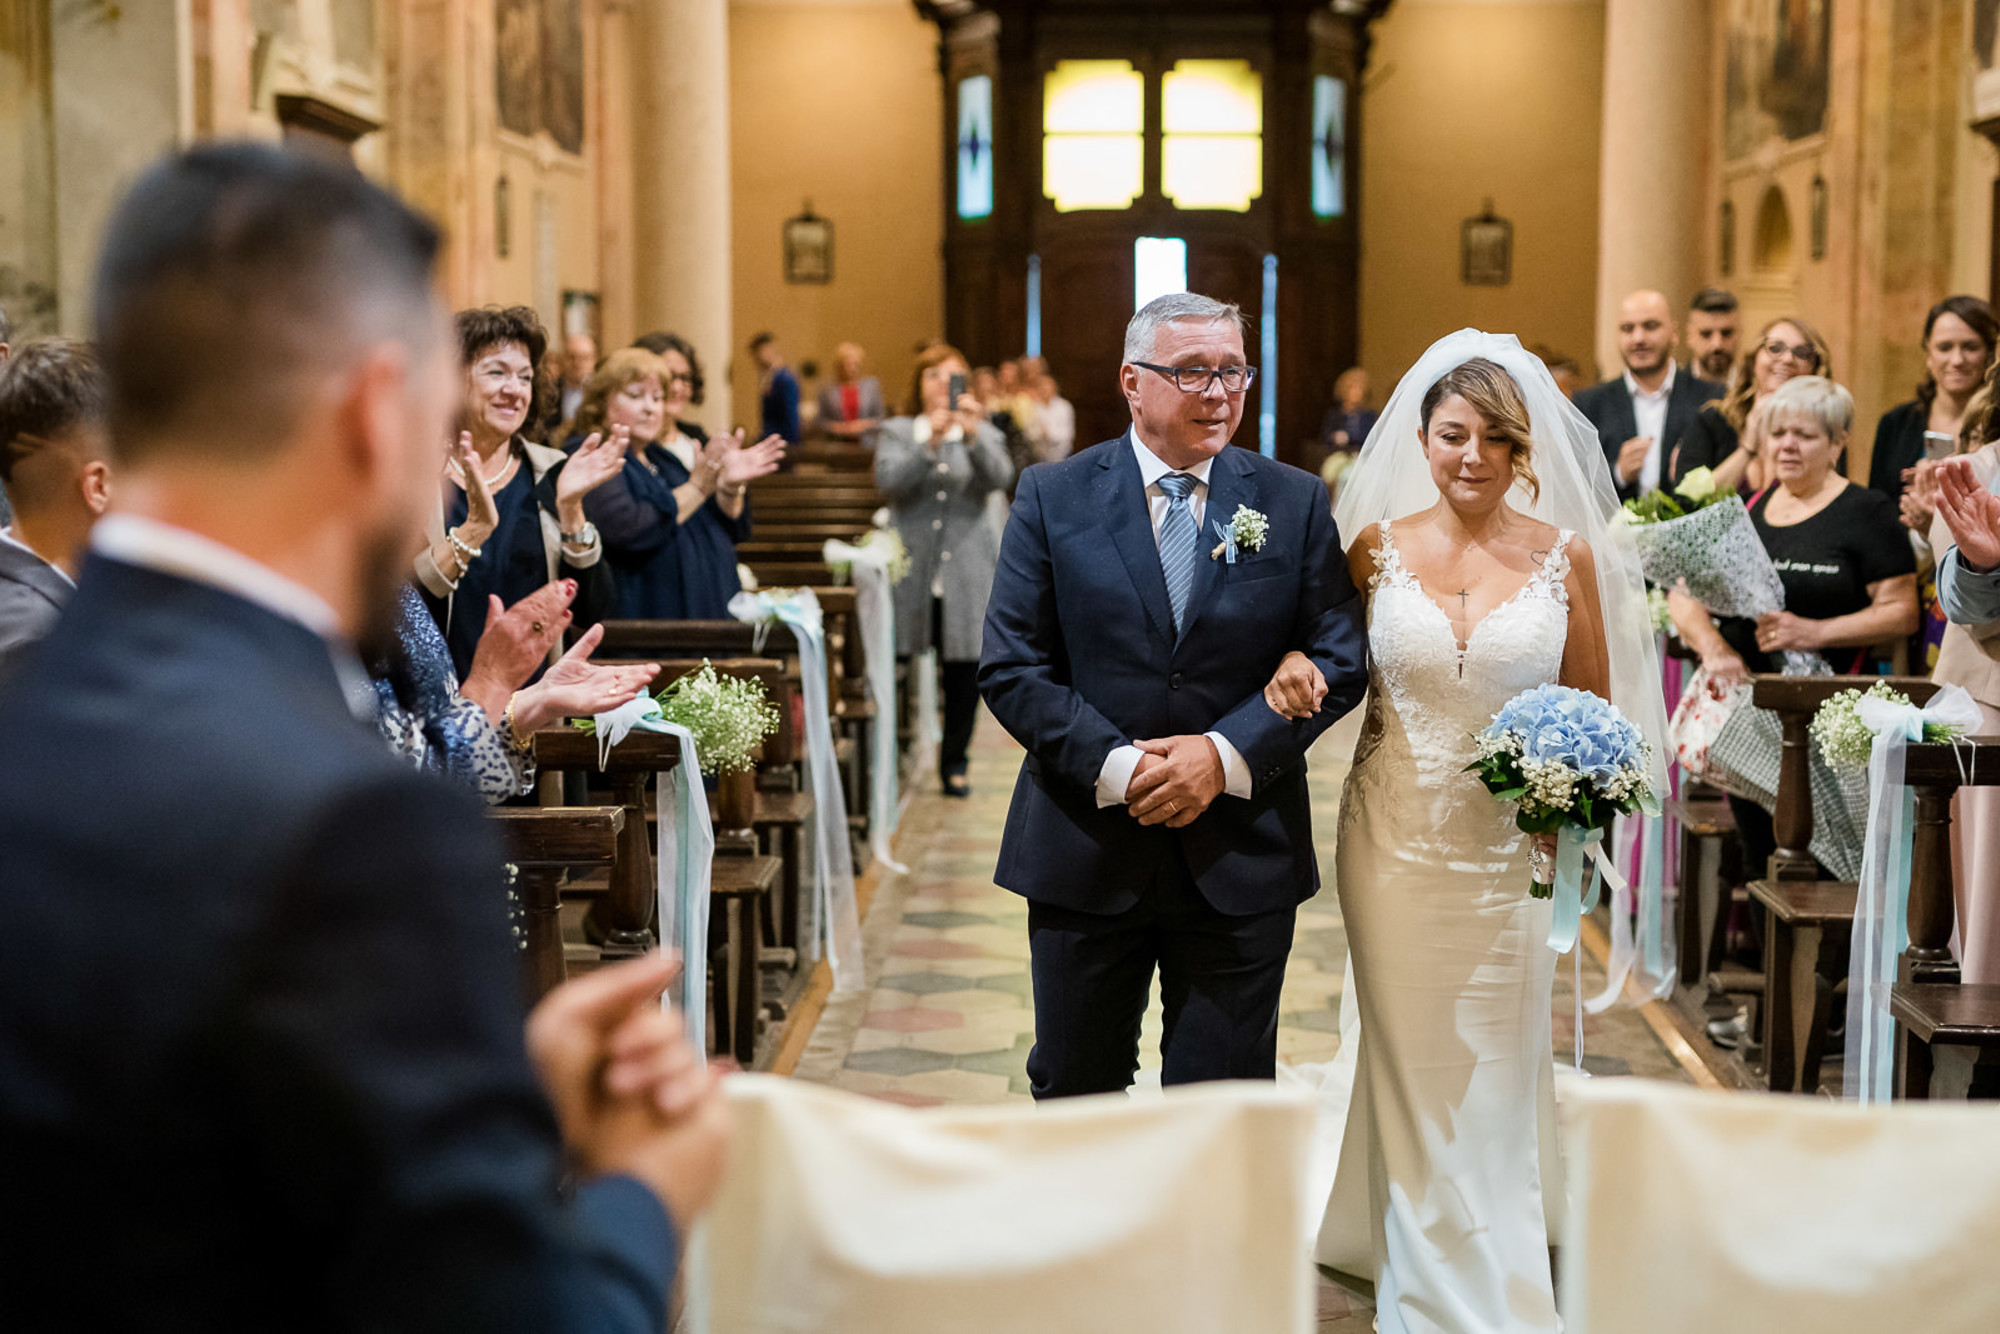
left=792, top=708, right=1692, bottom=1331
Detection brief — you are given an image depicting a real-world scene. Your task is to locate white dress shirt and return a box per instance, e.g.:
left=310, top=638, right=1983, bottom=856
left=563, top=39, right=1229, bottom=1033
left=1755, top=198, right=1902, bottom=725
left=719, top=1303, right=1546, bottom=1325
left=1094, top=430, right=1255, bottom=809
left=1623, top=362, right=1676, bottom=493
left=92, top=513, right=374, bottom=717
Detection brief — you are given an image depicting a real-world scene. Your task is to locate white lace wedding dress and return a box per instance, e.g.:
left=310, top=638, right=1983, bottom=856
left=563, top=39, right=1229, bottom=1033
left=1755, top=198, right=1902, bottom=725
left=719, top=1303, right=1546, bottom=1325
left=1314, top=525, right=1571, bottom=1334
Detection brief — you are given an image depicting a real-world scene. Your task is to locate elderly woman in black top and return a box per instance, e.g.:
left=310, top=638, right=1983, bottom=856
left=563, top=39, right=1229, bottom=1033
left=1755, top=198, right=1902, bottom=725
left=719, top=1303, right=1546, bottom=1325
left=1669, top=316, right=1833, bottom=496
left=1669, top=375, right=1919, bottom=909
left=415, top=306, right=624, bottom=680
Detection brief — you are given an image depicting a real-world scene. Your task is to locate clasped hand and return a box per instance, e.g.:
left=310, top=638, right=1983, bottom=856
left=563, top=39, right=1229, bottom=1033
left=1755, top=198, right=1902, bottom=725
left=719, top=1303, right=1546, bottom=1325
left=1125, top=735, right=1225, bottom=828
left=525, top=952, right=731, bottom=1232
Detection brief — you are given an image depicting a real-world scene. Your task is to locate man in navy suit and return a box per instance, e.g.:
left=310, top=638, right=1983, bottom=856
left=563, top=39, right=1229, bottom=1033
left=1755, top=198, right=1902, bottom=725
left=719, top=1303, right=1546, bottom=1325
left=1571, top=289, right=1725, bottom=502
left=979, top=292, right=1368, bottom=1099
left=0, top=145, right=726, bottom=1329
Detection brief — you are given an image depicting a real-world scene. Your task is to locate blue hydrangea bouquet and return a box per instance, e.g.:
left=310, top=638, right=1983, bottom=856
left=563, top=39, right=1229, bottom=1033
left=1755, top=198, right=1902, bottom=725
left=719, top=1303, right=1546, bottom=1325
left=1465, top=684, right=1659, bottom=899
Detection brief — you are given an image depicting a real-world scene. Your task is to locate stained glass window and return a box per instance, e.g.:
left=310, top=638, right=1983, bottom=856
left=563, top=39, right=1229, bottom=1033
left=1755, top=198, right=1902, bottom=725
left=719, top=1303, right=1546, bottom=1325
left=1311, top=75, right=1346, bottom=219
left=1042, top=60, right=1144, bottom=212
left=1162, top=60, right=1262, bottom=212
left=957, top=75, right=994, bottom=221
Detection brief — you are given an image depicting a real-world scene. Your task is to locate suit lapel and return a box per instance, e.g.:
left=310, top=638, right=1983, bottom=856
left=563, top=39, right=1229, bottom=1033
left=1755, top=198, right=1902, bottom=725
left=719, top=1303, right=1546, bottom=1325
left=0, top=540, right=71, bottom=612
left=1099, top=440, right=1177, bottom=650
left=1178, top=446, right=1257, bottom=647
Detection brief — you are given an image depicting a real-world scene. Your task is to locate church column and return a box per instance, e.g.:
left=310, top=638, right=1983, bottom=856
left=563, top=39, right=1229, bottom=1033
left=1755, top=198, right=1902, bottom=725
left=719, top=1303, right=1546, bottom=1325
left=634, top=0, right=731, bottom=434
left=594, top=0, right=639, bottom=351
left=1592, top=0, right=1709, bottom=381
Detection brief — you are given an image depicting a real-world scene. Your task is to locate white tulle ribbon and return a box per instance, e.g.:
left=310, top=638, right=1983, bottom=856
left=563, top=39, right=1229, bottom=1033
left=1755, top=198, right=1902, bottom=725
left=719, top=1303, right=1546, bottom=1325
left=1586, top=815, right=1675, bottom=1013
left=590, top=699, right=714, bottom=1055
left=1844, top=684, right=1983, bottom=1103
left=824, top=539, right=906, bottom=873
left=731, top=589, right=865, bottom=993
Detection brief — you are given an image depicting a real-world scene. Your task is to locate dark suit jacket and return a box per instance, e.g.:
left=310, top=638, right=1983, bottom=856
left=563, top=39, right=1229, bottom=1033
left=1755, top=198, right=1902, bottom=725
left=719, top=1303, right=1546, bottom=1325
left=1867, top=399, right=1928, bottom=503
left=0, top=556, right=676, bottom=1331
left=1572, top=371, right=1725, bottom=501
left=0, top=536, right=70, bottom=679
left=978, top=437, right=1368, bottom=917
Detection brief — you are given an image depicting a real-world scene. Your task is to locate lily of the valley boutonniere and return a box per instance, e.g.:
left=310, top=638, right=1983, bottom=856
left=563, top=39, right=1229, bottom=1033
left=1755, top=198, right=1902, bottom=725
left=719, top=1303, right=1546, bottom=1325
left=1211, top=505, right=1270, bottom=562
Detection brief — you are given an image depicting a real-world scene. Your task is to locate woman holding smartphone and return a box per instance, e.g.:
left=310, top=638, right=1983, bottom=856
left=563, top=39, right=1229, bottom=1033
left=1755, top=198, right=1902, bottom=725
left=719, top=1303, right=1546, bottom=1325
left=877, top=343, right=1014, bottom=796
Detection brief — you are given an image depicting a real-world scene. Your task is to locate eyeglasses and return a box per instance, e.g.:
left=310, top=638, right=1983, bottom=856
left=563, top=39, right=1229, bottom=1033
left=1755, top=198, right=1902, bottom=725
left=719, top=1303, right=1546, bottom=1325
left=1133, top=362, right=1258, bottom=394
left=1759, top=340, right=1820, bottom=368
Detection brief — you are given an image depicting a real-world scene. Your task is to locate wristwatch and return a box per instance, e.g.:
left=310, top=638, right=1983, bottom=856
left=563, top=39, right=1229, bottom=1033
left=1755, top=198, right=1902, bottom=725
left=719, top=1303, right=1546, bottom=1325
left=560, top=521, right=597, bottom=546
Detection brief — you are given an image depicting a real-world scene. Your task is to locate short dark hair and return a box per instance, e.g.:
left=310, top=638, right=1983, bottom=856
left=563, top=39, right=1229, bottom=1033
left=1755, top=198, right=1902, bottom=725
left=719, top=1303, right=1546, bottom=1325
left=1689, top=287, right=1738, bottom=315
left=94, top=142, right=441, bottom=466
left=0, top=338, right=107, bottom=487
left=456, top=305, right=551, bottom=436
left=632, top=330, right=705, bottom=407
left=748, top=331, right=775, bottom=353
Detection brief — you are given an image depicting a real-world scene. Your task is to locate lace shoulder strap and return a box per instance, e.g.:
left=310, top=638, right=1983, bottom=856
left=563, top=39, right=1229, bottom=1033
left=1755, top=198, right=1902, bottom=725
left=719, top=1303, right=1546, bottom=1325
left=1369, top=524, right=1412, bottom=589
left=1536, top=529, right=1576, bottom=594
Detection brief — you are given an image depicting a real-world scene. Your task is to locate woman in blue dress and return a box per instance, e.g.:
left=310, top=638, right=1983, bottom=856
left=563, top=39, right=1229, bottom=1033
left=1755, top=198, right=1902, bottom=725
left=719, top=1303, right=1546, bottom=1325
left=571, top=343, right=786, bottom=618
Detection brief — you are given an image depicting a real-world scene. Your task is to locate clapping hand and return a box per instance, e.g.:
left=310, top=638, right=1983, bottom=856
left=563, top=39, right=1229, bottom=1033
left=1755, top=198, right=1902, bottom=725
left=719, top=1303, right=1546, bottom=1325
left=462, top=580, right=576, bottom=708
left=509, top=623, right=660, bottom=734
left=1901, top=460, right=1942, bottom=532
left=1264, top=651, right=1327, bottom=720
left=525, top=952, right=732, bottom=1230
left=1937, top=455, right=2000, bottom=573
left=701, top=429, right=788, bottom=490
left=1616, top=436, right=1653, bottom=485
left=1126, top=734, right=1226, bottom=828
left=449, top=431, right=502, bottom=543
left=557, top=425, right=630, bottom=508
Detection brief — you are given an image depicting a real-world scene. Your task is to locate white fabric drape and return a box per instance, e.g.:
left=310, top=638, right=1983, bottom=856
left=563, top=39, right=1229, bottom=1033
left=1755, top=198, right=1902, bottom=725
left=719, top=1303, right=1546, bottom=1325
left=702, top=1076, right=1319, bottom=1334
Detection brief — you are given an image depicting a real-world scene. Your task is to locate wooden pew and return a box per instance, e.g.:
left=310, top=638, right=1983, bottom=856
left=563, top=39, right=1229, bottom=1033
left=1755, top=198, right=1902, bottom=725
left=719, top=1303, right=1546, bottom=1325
left=787, top=442, right=876, bottom=474
left=1745, top=675, right=1938, bottom=1093
left=490, top=805, right=624, bottom=1001
left=1891, top=737, right=2000, bottom=1097
left=531, top=728, right=680, bottom=956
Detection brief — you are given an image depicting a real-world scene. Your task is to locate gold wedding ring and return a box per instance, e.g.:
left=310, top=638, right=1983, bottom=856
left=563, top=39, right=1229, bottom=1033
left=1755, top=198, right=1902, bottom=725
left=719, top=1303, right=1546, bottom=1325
left=1167, top=801, right=1178, bottom=816
left=531, top=621, right=545, bottom=635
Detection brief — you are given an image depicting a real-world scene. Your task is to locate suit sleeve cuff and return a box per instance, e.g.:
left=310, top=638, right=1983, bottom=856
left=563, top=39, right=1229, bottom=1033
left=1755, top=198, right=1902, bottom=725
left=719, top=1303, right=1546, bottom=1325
left=1205, top=731, right=1253, bottom=799
left=1096, top=745, right=1142, bottom=808
left=573, top=1173, right=679, bottom=1314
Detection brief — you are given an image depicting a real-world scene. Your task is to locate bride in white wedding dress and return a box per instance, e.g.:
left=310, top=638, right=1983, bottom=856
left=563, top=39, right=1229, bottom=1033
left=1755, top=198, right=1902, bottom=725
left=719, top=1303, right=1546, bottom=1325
left=1278, top=334, right=1668, bottom=1334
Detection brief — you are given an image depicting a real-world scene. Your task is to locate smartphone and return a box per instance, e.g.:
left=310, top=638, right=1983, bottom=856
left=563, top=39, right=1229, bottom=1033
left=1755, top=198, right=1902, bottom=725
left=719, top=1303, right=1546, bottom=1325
left=948, top=372, right=968, bottom=404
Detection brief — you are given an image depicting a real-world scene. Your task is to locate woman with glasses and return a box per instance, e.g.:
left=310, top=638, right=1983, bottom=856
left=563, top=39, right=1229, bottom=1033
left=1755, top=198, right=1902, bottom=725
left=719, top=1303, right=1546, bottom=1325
left=1669, top=316, right=1833, bottom=496
left=877, top=342, right=1014, bottom=796
left=570, top=343, right=785, bottom=619
left=416, top=305, right=626, bottom=681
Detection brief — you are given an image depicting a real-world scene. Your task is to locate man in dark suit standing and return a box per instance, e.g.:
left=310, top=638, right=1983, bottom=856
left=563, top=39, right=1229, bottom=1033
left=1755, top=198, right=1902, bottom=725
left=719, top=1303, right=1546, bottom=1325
left=1572, top=289, right=1725, bottom=501
left=0, top=338, right=108, bottom=678
left=979, top=292, right=1368, bottom=1099
left=0, top=145, right=726, bottom=1329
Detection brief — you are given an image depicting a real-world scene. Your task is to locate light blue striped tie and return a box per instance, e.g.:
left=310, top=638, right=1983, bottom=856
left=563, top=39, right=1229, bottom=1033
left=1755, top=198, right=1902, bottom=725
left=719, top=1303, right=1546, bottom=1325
left=1157, top=472, right=1199, bottom=636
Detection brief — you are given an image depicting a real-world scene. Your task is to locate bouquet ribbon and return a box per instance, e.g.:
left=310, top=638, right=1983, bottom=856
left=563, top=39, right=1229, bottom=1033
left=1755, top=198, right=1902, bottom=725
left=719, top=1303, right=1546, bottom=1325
left=1586, top=815, right=1675, bottom=1014
left=731, top=589, right=866, bottom=993
left=824, top=539, right=906, bottom=873
left=591, top=697, right=715, bottom=1056
left=1844, top=683, right=1982, bottom=1103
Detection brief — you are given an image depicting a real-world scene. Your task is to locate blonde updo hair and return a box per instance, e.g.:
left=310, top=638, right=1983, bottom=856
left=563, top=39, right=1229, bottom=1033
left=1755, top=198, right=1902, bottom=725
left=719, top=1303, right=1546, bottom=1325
left=1419, top=356, right=1540, bottom=502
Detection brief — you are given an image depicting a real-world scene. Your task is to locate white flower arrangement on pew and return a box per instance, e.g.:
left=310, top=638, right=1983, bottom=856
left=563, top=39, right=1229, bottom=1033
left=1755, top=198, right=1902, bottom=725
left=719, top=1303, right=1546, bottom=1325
left=1810, top=681, right=1969, bottom=774
left=570, top=660, right=780, bottom=776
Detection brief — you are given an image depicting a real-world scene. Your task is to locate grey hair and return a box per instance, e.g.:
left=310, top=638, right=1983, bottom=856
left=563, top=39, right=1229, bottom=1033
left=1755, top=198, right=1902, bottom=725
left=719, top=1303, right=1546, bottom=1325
left=1123, top=292, right=1246, bottom=363
left=1763, top=374, right=1854, bottom=442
